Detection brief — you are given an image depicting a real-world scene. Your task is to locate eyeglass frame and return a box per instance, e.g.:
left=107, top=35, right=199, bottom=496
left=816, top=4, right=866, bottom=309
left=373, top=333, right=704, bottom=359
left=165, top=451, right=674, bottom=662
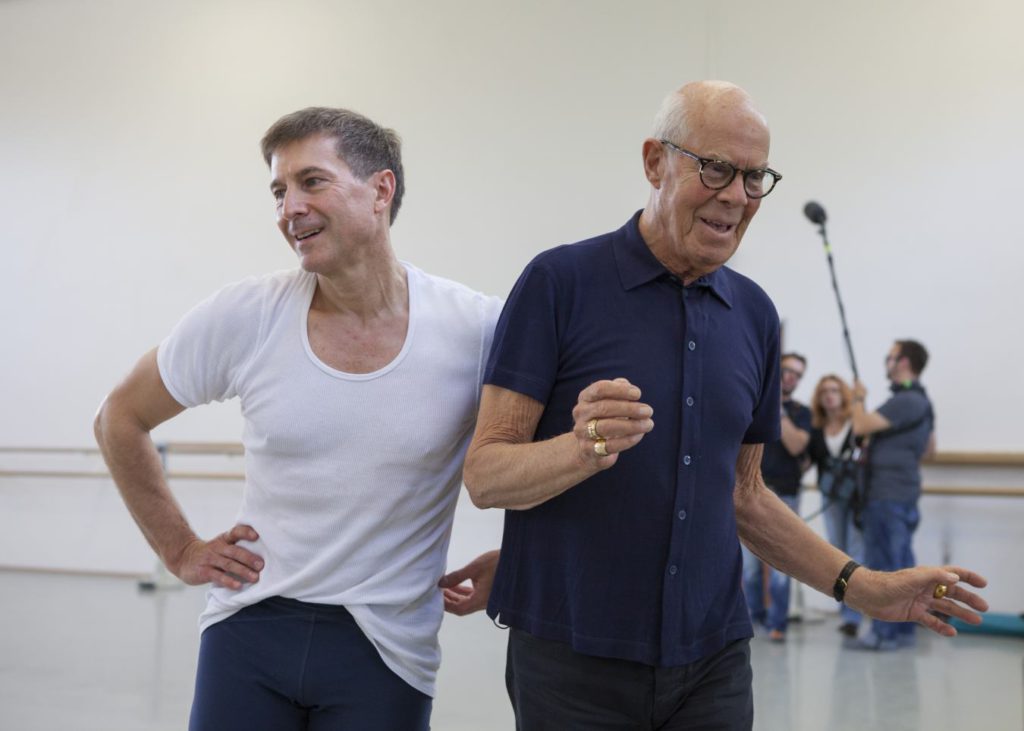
left=659, top=139, right=782, bottom=199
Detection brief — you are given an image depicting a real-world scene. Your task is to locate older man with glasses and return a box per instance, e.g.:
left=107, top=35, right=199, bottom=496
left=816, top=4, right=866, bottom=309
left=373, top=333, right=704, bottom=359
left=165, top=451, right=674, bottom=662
left=447, top=80, right=989, bottom=730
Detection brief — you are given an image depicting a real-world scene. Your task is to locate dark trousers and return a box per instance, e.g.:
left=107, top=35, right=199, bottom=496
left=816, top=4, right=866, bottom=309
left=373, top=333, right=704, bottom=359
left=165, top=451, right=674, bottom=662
left=506, top=628, right=753, bottom=730
left=189, top=596, right=431, bottom=731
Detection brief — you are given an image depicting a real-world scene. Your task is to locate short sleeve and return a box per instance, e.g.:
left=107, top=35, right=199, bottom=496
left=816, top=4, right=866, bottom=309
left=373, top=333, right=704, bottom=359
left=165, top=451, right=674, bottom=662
left=156, top=279, right=265, bottom=407
left=483, top=261, right=561, bottom=405
left=878, top=391, right=930, bottom=431
left=475, top=293, right=506, bottom=390
left=742, top=306, right=782, bottom=444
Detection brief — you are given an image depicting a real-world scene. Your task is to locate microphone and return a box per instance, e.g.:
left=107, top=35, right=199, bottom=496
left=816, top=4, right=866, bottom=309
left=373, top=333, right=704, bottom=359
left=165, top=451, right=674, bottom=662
left=804, top=198, right=859, bottom=380
left=803, top=201, right=827, bottom=225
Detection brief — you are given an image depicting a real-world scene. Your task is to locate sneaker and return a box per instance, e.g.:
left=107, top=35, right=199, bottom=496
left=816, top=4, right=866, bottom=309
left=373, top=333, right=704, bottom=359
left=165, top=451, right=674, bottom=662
left=838, top=622, right=858, bottom=637
left=768, top=629, right=786, bottom=642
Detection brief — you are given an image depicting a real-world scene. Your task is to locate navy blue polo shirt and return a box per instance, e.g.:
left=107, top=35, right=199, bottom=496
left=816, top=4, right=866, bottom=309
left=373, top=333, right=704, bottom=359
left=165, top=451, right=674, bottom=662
left=484, top=212, right=781, bottom=668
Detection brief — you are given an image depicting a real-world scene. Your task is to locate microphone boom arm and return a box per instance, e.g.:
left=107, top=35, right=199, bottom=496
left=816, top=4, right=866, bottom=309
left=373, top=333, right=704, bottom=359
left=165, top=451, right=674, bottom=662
left=815, top=221, right=860, bottom=382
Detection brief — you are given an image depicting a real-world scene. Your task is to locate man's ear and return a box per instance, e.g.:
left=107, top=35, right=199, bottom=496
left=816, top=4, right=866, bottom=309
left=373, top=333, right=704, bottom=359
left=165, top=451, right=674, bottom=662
left=641, top=138, right=666, bottom=188
left=373, top=169, right=396, bottom=215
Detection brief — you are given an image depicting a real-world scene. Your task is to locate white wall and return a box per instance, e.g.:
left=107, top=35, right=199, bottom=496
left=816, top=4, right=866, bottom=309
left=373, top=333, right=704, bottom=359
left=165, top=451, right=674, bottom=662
left=1, top=1, right=1022, bottom=606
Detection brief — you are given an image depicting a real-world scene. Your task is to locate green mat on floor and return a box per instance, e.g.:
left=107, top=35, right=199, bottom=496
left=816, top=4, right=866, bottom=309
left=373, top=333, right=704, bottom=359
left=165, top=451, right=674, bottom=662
left=949, top=612, right=1024, bottom=637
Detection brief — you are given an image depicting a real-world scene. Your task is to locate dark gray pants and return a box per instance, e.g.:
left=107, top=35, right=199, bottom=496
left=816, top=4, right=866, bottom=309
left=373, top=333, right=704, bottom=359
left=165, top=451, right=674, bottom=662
left=506, top=629, right=753, bottom=730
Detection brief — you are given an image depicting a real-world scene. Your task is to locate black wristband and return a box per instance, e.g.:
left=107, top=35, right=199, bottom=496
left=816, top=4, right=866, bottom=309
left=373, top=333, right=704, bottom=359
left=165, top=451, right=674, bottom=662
left=832, top=560, right=860, bottom=602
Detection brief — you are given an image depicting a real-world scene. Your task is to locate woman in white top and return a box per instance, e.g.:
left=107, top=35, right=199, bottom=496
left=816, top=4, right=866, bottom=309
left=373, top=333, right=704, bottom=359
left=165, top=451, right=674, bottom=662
left=807, top=374, right=864, bottom=637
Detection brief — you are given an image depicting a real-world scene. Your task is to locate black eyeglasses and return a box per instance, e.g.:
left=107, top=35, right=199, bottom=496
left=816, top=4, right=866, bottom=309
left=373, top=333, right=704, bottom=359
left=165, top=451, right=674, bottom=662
left=660, top=140, right=782, bottom=199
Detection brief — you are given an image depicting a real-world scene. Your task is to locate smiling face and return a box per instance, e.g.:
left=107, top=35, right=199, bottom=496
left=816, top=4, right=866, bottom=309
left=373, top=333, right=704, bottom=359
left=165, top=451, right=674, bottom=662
left=640, top=83, right=770, bottom=282
left=268, top=133, right=393, bottom=275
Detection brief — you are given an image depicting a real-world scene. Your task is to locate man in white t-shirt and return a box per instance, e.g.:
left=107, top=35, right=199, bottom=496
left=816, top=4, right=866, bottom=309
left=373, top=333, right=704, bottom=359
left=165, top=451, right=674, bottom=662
left=94, top=107, right=502, bottom=730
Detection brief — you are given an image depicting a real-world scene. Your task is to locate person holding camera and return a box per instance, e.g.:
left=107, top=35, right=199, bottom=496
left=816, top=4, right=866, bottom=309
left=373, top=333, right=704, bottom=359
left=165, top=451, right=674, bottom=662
left=849, top=340, right=936, bottom=650
left=807, top=374, right=864, bottom=638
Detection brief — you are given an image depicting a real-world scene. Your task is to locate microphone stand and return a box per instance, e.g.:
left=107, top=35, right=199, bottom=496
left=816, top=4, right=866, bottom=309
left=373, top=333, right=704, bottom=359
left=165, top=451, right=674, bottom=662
left=812, top=220, right=859, bottom=382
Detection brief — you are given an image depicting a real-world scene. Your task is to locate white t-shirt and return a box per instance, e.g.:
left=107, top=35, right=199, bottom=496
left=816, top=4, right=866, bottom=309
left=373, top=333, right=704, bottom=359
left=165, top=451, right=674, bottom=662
left=825, top=421, right=852, bottom=457
left=157, top=263, right=502, bottom=697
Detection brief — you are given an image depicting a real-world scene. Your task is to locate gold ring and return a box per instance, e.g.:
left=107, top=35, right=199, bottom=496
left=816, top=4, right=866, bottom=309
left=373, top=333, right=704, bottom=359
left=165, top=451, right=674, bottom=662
left=586, top=418, right=601, bottom=441
left=593, top=438, right=608, bottom=457
left=933, top=583, right=948, bottom=600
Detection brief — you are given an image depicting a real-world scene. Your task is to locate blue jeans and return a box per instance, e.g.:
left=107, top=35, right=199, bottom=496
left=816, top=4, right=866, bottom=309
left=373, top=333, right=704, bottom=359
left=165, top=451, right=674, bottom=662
left=861, top=499, right=920, bottom=643
left=742, top=493, right=799, bottom=633
left=822, top=498, right=864, bottom=627
left=189, top=597, right=431, bottom=731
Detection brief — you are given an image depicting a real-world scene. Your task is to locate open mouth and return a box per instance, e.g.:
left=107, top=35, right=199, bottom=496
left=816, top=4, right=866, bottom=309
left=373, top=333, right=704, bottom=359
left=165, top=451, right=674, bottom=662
left=294, top=228, right=323, bottom=242
left=700, top=217, right=734, bottom=234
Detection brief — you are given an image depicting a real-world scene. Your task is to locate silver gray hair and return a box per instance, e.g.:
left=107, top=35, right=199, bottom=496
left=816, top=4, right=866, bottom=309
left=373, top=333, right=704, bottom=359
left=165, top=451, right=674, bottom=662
left=651, top=90, right=690, bottom=143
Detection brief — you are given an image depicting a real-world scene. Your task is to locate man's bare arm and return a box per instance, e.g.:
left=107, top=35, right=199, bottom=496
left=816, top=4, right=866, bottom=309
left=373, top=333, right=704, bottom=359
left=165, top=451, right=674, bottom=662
left=94, top=348, right=263, bottom=588
left=851, top=380, right=892, bottom=436
left=464, top=379, right=654, bottom=510
left=734, top=444, right=848, bottom=593
left=779, top=412, right=810, bottom=456
left=734, top=443, right=988, bottom=633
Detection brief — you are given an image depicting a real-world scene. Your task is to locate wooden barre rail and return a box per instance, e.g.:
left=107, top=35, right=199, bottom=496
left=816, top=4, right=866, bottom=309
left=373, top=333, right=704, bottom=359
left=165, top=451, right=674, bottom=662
left=2, top=445, right=1023, bottom=463
left=1, top=467, right=1022, bottom=498
left=0, top=443, right=244, bottom=456
left=924, top=452, right=1024, bottom=467
left=0, top=470, right=244, bottom=481
left=3, top=445, right=1024, bottom=495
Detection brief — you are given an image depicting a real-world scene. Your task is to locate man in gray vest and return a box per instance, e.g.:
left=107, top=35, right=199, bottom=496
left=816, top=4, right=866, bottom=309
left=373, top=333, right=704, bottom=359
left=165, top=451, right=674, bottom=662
left=851, top=339, right=935, bottom=650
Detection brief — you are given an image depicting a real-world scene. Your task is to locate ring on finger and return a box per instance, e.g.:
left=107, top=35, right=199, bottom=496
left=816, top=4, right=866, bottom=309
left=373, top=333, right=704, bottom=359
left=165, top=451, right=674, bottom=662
left=593, top=438, right=608, bottom=457
left=586, top=418, right=602, bottom=441
left=933, top=583, right=948, bottom=600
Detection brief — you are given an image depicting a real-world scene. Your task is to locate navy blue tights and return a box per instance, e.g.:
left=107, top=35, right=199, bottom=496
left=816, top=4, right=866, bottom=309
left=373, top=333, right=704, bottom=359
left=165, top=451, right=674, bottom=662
left=189, top=597, right=431, bottom=731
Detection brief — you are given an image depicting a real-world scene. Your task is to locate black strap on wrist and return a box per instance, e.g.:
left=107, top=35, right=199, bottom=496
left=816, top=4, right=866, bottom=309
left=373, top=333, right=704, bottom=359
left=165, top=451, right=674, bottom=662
left=832, top=560, right=860, bottom=602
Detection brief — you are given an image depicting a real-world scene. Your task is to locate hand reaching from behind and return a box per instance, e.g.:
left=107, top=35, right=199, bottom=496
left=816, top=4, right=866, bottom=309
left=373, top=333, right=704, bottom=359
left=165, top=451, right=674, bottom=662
left=438, top=550, right=500, bottom=616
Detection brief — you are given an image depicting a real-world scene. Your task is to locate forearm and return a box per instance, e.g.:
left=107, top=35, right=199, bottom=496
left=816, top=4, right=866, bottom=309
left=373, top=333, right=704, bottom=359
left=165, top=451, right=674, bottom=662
left=850, top=399, right=870, bottom=435
left=851, top=390, right=890, bottom=436
left=465, top=381, right=652, bottom=510
left=465, top=432, right=597, bottom=510
left=779, top=415, right=809, bottom=455
left=734, top=444, right=849, bottom=597
left=94, top=401, right=196, bottom=572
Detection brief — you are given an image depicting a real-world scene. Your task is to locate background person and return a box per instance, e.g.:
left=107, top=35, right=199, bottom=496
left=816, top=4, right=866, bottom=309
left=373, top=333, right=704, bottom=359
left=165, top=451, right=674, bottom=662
left=742, top=352, right=812, bottom=642
left=807, top=373, right=864, bottom=637
left=850, top=339, right=935, bottom=650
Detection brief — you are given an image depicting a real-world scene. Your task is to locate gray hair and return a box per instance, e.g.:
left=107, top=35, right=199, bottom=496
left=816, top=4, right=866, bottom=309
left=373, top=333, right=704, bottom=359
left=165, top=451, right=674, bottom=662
left=261, top=107, right=405, bottom=225
left=651, top=90, right=691, bottom=144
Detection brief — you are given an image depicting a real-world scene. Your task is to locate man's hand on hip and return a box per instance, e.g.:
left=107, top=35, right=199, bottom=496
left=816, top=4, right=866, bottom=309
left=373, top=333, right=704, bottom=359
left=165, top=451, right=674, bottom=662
left=170, top=523, right=264, bottom=590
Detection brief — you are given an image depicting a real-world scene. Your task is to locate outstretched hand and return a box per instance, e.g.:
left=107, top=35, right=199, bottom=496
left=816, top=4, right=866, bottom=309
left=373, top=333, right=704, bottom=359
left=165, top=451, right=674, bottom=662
left=849, top=565, right=988, bottom=636
left=438, top=550, right=500, bottom=616
left=171, top=524, right=263, bottom=590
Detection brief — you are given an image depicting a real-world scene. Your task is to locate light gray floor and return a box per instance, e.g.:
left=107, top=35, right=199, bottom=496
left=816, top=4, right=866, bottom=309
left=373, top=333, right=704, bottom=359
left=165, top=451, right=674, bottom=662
left=1, top=570, right=1020, bottom=730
